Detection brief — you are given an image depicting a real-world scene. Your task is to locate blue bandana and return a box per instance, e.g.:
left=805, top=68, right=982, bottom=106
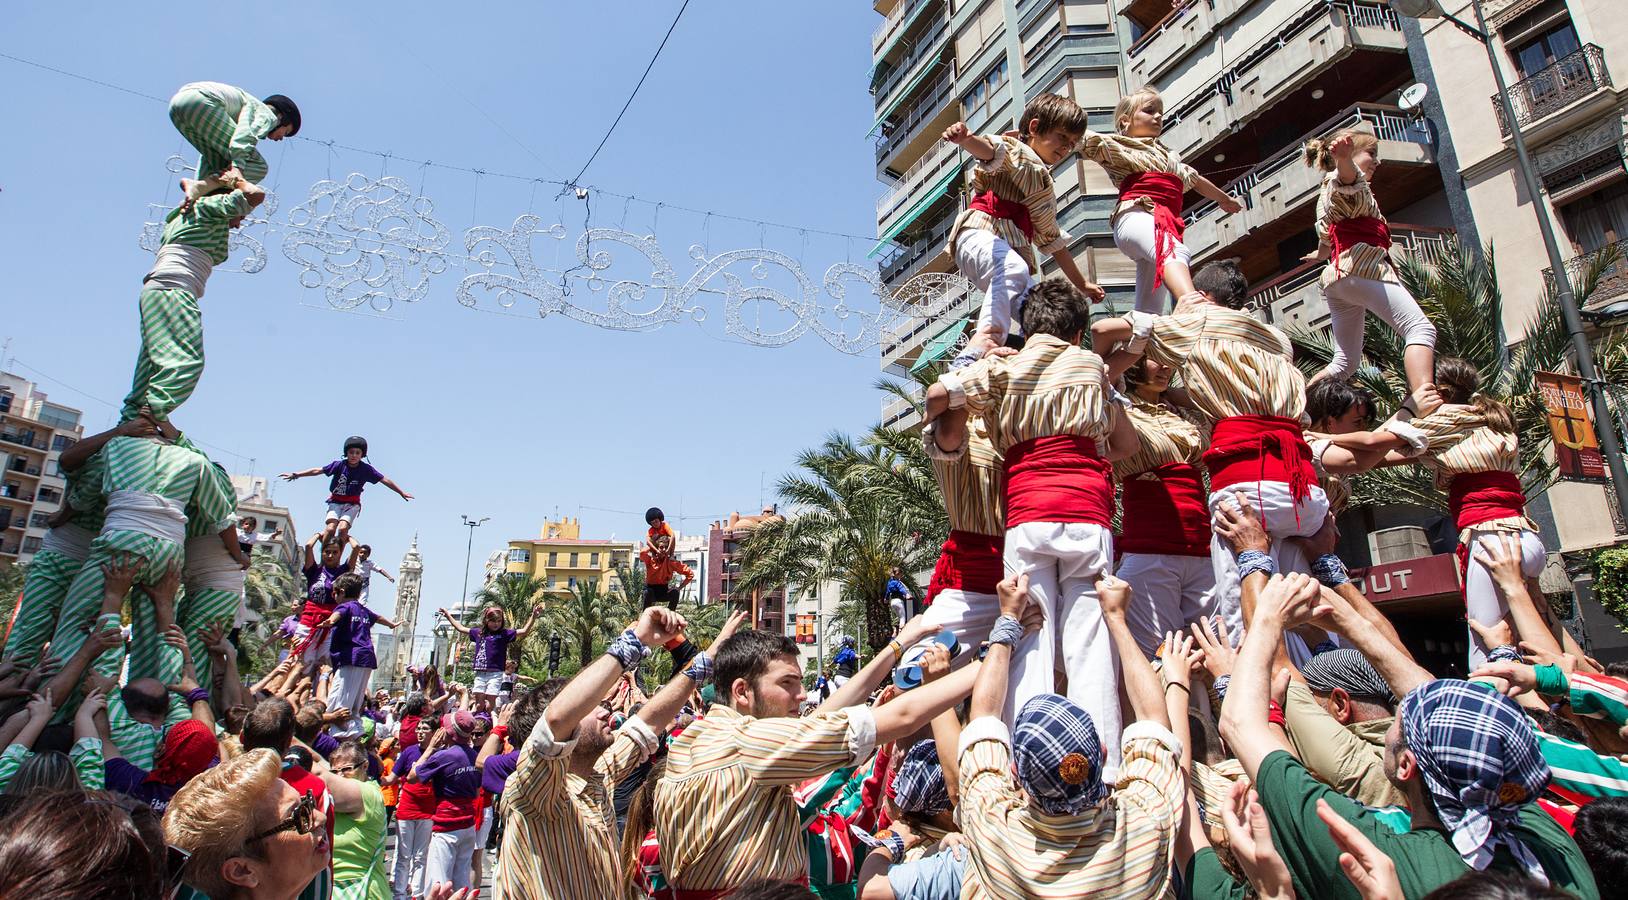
left=1400, top=679, right=1551, bottom=883
left=890, top=739, right=951, bottom=817
left=1013, top=694, right=1106, bottom=815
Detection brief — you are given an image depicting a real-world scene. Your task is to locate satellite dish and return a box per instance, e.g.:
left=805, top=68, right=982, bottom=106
left=1399, top=83, right=1430, bottom=118
left=1388, top=0, right=1444, bottom=17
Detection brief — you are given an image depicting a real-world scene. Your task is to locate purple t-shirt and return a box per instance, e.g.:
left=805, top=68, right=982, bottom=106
left=324, top=460, right=384, bottom=503
left=471, top=628, right=517, bottom=672
left=329, top=600, right=380, bottom=669
left=481, top=749, right=519, bottom=796
left=301, top=562, right=352, bottom=626
left=313, top=731, right=340, bottom=761
left=105, top=758, right=181, bottom=815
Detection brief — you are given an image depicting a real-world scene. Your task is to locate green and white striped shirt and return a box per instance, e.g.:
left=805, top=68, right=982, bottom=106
left=100, top=435, right=236, bottom=534
left=160, top=189, right=251, bottom=266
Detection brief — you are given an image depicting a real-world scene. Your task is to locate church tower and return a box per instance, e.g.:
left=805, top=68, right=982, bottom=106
left=384, top=533, right=424, bottom=688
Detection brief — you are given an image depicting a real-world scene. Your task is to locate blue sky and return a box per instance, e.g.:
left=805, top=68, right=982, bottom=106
left=0, top=2, right=892, bottom=640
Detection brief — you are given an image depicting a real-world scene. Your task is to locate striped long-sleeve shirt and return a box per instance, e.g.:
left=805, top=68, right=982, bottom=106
left=1113, top=398, right=1205, bottom=480
left=956, top=717, right=1184, bottom=899
left=185, top=463, right=239, bottom=540
left=1535, top=665, right=1628, bottom=726
left=100, top=435, right=237, bottom=533
left=1132, top=306, right=1306, bottom=424
left=653, top=704, right=877, bottom=892
left=1385, top=404, right=1532, bottom=531
left=0, top=737, right=104, bottom=791
left=63, top=452, right=108, bottom=532
left=1078, top=132, right=1198, bottom=221
left=1536, top=730, right=1628, bottom=800
left=1315, top=171, right=1399, bottom=287
left=177, top=82, right=280, bottom=175
left=922, top=419, right=1006, bottom=536
left=492, top=713, right=658, bottom=899
left=938, top=334, right=1114, bottom=456
left=159, top=189, right=251, bottom=266
left=946, top=134, right=1067, bottom=273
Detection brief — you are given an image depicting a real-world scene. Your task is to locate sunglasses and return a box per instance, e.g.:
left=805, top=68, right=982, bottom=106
left=250, top=791, right=317, bottom=843
left=165, top=844, right=192, bottom=900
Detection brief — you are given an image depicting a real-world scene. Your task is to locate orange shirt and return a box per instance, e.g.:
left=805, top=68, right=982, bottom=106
left=380, top=755, right=399, bottom=807
left=641, top=549, right=694, bottom=588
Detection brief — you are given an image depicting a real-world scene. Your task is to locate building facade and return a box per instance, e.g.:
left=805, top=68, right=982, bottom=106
left=673, top=533, right=710, bottom=605
left=502, top=517, right=635, bottom=601
left=0, top=373, right=84, bottom=567
left=229, top=475, right=300, bottom=564
left=708, top=507, right=789, bottom=635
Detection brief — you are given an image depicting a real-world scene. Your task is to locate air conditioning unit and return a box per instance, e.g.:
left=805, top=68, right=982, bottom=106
left=1368, top=526, right=1433, bottom=564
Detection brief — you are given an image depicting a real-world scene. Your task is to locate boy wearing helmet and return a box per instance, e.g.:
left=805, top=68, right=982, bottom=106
left=281, top=436, right=413, bottom=543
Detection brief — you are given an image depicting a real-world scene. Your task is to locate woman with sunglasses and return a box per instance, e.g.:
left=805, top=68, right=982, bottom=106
left=163, top=748, right=331, bottom=899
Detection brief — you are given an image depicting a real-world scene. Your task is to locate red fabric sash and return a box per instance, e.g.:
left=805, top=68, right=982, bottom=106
left=1003, top=435, right=1114, bottom=528
left=1329, top=215, right=1391, bottom=278
left=1119, top=172, right=1187, bottom=293
left=924, top=530, right=1005, bottom=606
left=1118, top=463, right=1212, bottom=557
left=1202, top=416, right=1317, bottom=525
left=1448, top=470, right=1526, bottom=531
left=968, top=190, right=1035, bottom=241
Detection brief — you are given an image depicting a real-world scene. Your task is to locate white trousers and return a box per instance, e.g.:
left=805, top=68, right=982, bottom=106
left=1116, top=553, right=1219, bottom=656
left=392, top=818, right=432, bottom=900
left=1005, top=521, right=1121, bottom=777
left=1114, top=209, right=1192, bottom=314
left=1320, top=275, right=1437, bottom=381
left=425, top=827, right=476, bottom=891
left=1463, top=528, right=1546, bottom=668
left=1208, top=483, right=1331, bottom=642
left=955, top=229, right=1034, bottom=345
left=920, top=588, right=1003, bottom=667
left=328, top=665, right=373, bottom=738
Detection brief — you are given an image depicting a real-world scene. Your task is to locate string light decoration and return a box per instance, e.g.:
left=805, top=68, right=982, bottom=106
left=138, top=156, right=278, bottom=275
left=282, top=174, right=452, bottom=312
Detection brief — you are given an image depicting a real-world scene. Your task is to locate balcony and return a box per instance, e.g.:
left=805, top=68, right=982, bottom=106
left=872, top=12, right=949, bottom=107
left=0, top=432, right=44, bottom=451
left=880, top=276, right=978, bottom=372
left=874, top=0, right=935, bottom=55
left=1127, top=1, right=1212, bottom=87
left=1493, top=45, right=1613, bottom=138
left=875, top=71, right=956, bottom=169
left=877, top=138, right=962, bottom=227
left=879, top=208, right=956, bottom=286
left=1249, top=225, right=1457, bottom=332
left=1181, top=104, right=1435, bottom=267
left=1159, top=1, right=1406, bottom=162
left=1120, top=0, right=1179, bottom=31
left=1543, top=238, right=1628, bottom=312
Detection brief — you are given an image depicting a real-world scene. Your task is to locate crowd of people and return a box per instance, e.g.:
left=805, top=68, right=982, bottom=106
left=1, top=74, right=1626, bottom=900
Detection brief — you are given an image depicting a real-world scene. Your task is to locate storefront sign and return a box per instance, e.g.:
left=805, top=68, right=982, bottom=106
left=1536, top=370, right=1607, bottom=481
left=1351, top=553, right=1461, bottom=603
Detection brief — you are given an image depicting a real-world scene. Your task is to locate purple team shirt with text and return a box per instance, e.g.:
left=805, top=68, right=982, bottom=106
left=471, top=628, right=517, bottom=672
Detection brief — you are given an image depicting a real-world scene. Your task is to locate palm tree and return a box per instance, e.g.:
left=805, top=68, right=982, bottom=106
left=736, top=431, right=944, bottom=652
left=612, top=562, right=646, bottom=616
left=548, top=578, right=621, bottom=669
left=471, top=572, right=549, bottom=668
left=243, top=548, right=300, bottom=628
left=1287, top=241, right=1628, bottom=513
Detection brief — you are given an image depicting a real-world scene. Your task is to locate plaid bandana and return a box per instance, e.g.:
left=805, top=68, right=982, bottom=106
left=889, top=739, right=951, bottom=817
left=1400, top=680, right=1551, bottom=883
left=1013, top=694, right=1107, bottom=815
left=1302, top=649, right=1395, bottom=704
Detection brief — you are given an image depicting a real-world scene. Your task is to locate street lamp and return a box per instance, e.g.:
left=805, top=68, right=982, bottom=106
left=456, top=514, right=490, bottom=683
left=1392, top=0, right=1628, bottom=523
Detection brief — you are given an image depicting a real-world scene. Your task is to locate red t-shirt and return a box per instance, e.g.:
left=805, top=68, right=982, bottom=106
left=398, top=715, right=422, bottom=750
left=393, top=744, right=439, bottom=821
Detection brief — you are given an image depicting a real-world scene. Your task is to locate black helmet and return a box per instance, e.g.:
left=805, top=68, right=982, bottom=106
left=645, top=507, right=665, bottom=525
left=263, top=94, right=301, bottom=136
left=343, top=435, right=368, bottom=455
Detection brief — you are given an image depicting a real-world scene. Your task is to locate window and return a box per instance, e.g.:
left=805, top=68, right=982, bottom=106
left=569, top=552, right=579, bottom=568
left=21, top=536, right=40, bottom=554
left=508, top=548, right=531, bottom=563
left=960, top=58, right=1009, bottom=124
left=953, top=0, right=1003, bottom=64
left=1508, top=18, right=1580, bottom=78
left=546, top=576, right=557, bottom=589
left=29, top=513, right=48, bottom=529
left=567, top=577, right=577, bottom=589
left=51, top=435, right=75, bottom=452
left=1559, top=180, right=1628, bottom=255
left=547, top=552, right=558, bottom=567
left=590, top=552, right=599, bottom=567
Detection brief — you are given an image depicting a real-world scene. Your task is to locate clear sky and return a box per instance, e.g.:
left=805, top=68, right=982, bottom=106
left=0, top=2, right=892, bottom=642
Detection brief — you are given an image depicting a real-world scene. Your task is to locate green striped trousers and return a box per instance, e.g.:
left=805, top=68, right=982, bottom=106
left=168, top=88, right=269, bottom=184
left=121, top=286, right=203, bottom=424
left=2, top=547, right=83, bottom=665
left=179, top=586, right=242, bottom=690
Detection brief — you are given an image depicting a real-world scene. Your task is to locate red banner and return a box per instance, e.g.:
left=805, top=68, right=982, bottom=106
left=1536, top=371, right=1607, bottom=481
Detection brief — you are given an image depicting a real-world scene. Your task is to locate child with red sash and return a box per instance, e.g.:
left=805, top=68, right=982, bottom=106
left=1302, top=130, right=1438, bottom=400
left=1112, top=354, right=1216, bottom=655
left=1091, top=261, right=1330, bottom=653
left=1079, top=87, right=1242, bottom=314
left=941, top=94, right=1103, bottom=368
left=918, top=415, right=1007, bottom=663
left=924, top=278, right=1137, bottom=771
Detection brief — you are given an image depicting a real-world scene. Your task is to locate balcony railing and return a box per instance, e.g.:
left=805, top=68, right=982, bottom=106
left=872, top=13, right=949, bottom=102
left=1493, top=45, right=1611, bottom=136
left=880, top=276, right=976, bottom=357
left=0, top=432, right=43, bottom=451
left=880, top=210, right=955, bottom=285
left=1128, top=0, right=1200, bottom=58
left=874, top=0, right=933, bottom=51
left=1543, top=238, right=1628, bottom=308
left=876, top=71, right=955, bottom=164
left=877, top=138, right=961, bottom=219
left=1248, top=226, right=1457, bottom=316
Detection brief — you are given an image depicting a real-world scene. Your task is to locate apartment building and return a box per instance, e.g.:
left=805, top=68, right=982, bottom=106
left=708, top=507, right=788, bottom=634
left=0, top=373, right=84, bottom=567
left=502, top=517, right=635, bottom=601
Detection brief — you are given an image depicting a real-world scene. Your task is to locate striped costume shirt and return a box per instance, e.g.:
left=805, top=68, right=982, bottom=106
left=1536, top=731, right=1628, bottom=800
left=1114, top=398, right=1205, bottom=481
left=1386, top=405, right=1531, bottom=531
left=947, top=134, right=1068, bottom=272
left=1134, top=307, right=1306, bottom=424
left=956, top=717, right=1184, bottom=899
left=493, top=714, right=658, bottom=899
left=101, top=435, right=237, bottom=532
left=653, top=704, right=876, bottom=892
left=160, top=189, right=251, bottom=266
left=1315, top=171, right=1398, bottom=287
left=1077, top=132, right=1198, bottom=220
left=64, top=452, right=108, bottom=531
left=938, top=333, right=1115, bottom=456
left=922, top=419, right=1006, bottom=536
left=185, top=463, right=239, bottom=540
left=1309, top=439, right=1353, bottom=515
left=178, top=82, right=280, bottom=175
left=1536, top=666, right=1628, bottom=727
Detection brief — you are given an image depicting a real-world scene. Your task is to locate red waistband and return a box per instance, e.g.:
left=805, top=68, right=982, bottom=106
left=1448, top=470, right=1526, bottom=530
left=968, top=190, right=1035, bottom=241
left=1329, top=215, right=1391, bottom=278
left=672, top=877, right=810, bottom=900
left=1120, top=172, right=1187, bottom=291
left=327, top=494, right=362, bottom=505
left=1203, top=415, right=1316, bottom=520
left=1003, top=435, right=1114, bottom=528
left=1118, top=463, right=1212, bottom=556
left=924, top=530, right=1005, bottom=606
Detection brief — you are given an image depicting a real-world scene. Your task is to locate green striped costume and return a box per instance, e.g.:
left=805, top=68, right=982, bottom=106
left=48, top=435, right=235, bottom=716
left=178, top=462, right=244, bottom=691
left=120, top=190, right=250, bottom=424
left=0, top=737, right=105, bottom=791
left=168, top=82, right=278, bottom=184
left=1, top=454, right=107, bottom=665
left=106, top=686, right=189, bottom=770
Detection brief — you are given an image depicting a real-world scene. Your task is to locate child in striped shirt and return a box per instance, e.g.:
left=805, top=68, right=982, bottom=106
left=942, top=93, right=1103, bottom=368
left=168, top=82, right=300, bottom=207
left=1079, top=86, right=1242, bottom=314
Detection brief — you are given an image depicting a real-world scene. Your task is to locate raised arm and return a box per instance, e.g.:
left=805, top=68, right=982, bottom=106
left=380, top=476, right=414, bottom=501
left=544, top=608, right=685, bottom=740
left=816, top=615, right=941, bottom=713
left=1191, top=175, right=1244, bottom=214
left=220, top=524, right=250, bottom=570
left=60, top=418, right=154, bottom=473
left=514, top=604, right=546, bottom=640
left=163, top=626, right=216, bottom=732
left=200, top=623, right=244, bottom=713
left=1099, top=576, right=1169, bottom=728
left=280, top=466, right=325, bottom=481
left=304, top=532, right=321, bottom=569
left=941, top=122, right=997, bottom=162
left=1220, top=573, right=1330, bottom=779
left=436, top=608, right=475, bottom=636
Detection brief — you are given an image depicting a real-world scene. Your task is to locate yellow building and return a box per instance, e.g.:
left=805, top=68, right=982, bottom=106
left=503, top=517, right=635, bottom=601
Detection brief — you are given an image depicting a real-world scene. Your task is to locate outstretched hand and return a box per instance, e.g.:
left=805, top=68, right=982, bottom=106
left=1223, top=780, right=1296, bottom=900
left=1190, top=616, right=1237, bottom=680
left=1318, top=798, right=1403, bottom=900
left=705, top=610, right=750, bottom=656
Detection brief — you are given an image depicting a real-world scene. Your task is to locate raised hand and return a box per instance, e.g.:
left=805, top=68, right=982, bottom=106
left=1256, top=573, right=1327, bottom=628
left=1160, top=630, right=1202, bottom=689
left=919, top=643, right=952, bottom=684
left=1222, top=781, right=1296, bottom=900
left=25, top=689, right=54, bottom=721
left=1475, top=534, right=1528, bottom=592
left=76, top=687, right=109, bottom=722
left=1329, top=133, right=1355, bottom=161
left=997, top=572, right=1032, bottom=620
left=941, top=122, right=971, bottom=145
left=705, top=610, right=750, bottom=656
left=147, top=561, right=184, bottom=608
left=1218, top=195, right=1244, bottom=215
left=1318, top=798, right=1403, bottom=900
left=201, top=621, right=234, bottom=658
left=1096, top=574, right=1131, bottom=619
left=1465, top=616, right=1515, bottom=651
left=634, top=606, right=687, bottom=648
left=1190, top=616, right=1237, bottom=680
left=1468, top=660, right=1539, bottom=698
left=102, top=552, right=142, bottom=600
left=1214, top=493, right=1270, bottom=555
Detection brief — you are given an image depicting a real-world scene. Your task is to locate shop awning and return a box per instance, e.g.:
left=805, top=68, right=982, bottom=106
left=910, top=315, right=971, bottom=374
